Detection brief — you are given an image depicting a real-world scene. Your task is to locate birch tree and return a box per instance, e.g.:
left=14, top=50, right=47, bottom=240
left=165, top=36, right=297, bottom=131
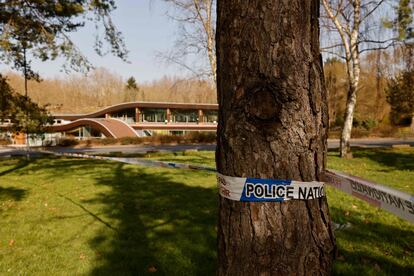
left=321, top=0, right=395, bottom=157
left=161, top=0, right=216, bottom=83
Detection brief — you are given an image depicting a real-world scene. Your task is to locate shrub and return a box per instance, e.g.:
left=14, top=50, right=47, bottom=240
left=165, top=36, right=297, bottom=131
left=159, top=135, right=182, bottom=144
left=57, top=137, right=78, bottom=147
left=0, top=138, right=10, bottom=145
left=120, top=137, right=142, bottom=145
left=100, top=138, right=118, bottom=145
left=361, top=119, right=378, bottom=130
left=186, top=132, right=216, bottom=143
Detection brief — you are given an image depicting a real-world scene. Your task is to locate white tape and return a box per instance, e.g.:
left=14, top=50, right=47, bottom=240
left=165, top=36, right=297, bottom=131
left=39, top=149, right=414, bottom=223
left=217, top=173, right=325, bottom=202
left=324, top=169, right=414, bottom=223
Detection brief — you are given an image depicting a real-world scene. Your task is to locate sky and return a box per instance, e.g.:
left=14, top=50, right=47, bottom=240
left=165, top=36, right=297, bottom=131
left=0, top=0, right=188, bottom=83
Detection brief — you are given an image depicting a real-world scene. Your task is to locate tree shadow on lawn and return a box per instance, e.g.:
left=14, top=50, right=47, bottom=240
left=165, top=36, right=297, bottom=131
left=329, top=206, right=414, bottom=275
left=0, top=158, right=29, bottom=177
left=0, top=186, right=27, bottom=201
left=87, top=163, right=217, bottom=275
left=351, top=148, right=414, bottom=171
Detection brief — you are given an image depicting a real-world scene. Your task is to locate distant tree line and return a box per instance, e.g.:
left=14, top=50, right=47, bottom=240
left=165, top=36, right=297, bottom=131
left=4, top=69, right=217, bottom=114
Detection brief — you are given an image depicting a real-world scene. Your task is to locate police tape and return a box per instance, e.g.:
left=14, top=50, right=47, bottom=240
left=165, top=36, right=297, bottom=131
left=323, top=169, right=414, bottom=223
left=52, top=151, right=325, bottom=202
left=46, top=151, right=216, bottom=172
left=217, top=173, right=325, bottom=202
left=42, top=150, right=414, bottom=222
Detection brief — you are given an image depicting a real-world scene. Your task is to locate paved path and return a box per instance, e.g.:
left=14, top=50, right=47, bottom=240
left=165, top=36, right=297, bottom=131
left=1, top=138, right=413, bottom=156
left=327, top=138, right=414, bottom=148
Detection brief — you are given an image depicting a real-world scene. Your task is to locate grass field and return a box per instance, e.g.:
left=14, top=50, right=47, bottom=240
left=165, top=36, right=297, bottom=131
left=0, top=148, right=413, bottom=275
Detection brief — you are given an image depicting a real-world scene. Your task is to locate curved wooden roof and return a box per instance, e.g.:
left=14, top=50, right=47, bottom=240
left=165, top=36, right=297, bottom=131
left=49, top=118, right=138, bottom=138
left=54, top=101, right=218, bottom=120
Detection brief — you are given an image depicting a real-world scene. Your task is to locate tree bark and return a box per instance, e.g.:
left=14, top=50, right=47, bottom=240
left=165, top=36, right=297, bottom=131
left=216, top=0, right=336, bottom=275
left=411, top=116, right=414, bottom=133
left=340, top=84, right=357, bottom=158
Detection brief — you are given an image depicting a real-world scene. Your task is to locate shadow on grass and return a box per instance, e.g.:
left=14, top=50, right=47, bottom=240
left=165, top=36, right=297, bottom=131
left=0, top=158, right=29, bottom=177
left=328, top=147, right=414, bottom=171
left=352, top=148, right=414, bottom=171
left=330, top=206, right=414, bottom=275
left=87, top=163, right=217, bottom=275
left=0, top=186, right=27, bottom=201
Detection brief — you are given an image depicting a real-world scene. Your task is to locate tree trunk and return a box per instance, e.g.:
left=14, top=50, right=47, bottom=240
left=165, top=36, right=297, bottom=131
left=411, top=116, right=414, bottom=133
left=340, top=84, right=357, bottom=158
left=216, top=0, right=336, bottom=275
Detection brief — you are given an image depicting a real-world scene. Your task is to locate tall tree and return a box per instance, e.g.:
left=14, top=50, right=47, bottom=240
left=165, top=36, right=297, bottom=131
left=0, top=75, right=52, bottom=135
left=386, top=68, right=414, bottom=124
left=321, top=0, right=396, bottom=158
left=162, top=0, right=216, bottom=83
left=124, top=76, right=140, bottom=102
left=216, top=0, right=335, bottom=275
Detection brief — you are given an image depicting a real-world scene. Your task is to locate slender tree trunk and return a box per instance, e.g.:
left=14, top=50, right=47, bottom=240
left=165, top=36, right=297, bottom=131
left=203, top=0, right=216, bottom=83
left=375, top=50, right=383, bottom=117
left=216, top=0, right=336, bottom=275
left=340, top=46, right=360, bottom=158
left=411, top=116, right=414, bottom=133
left=340, top=84, right=357, bottom=158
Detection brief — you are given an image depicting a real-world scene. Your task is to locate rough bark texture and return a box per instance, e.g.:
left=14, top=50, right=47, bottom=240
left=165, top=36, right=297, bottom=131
left=216, top=0, right=336, bottom=275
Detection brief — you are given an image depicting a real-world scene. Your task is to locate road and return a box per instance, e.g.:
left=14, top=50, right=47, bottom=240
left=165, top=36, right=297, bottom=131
left=0, top=138, right=413, bottom=157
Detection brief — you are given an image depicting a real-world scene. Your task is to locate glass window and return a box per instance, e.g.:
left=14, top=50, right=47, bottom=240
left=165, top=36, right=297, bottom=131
left=140, top=109, right=166, bottom=122
left=204, top=110, right=218, bottom=123
left=110, top=109, right=136, bottom=123
left=171, top=110, right=198, bottom=123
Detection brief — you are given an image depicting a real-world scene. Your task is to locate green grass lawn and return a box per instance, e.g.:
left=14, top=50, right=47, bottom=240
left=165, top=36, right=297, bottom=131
left=0, top=148, right=413, bottom=275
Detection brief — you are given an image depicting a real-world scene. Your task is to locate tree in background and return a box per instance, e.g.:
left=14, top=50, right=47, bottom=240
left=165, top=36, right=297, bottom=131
left=386, top=69, right=414, bottom=124
left=321, top=0, right=397, bottom=158
left=161, top=0, right=216, bottom=83
left=216, top=0, right=335, bottom=274
left=126, top=77, right=139, bottom=90
left=124, top=76, right=141, bottom=102
left=5, top=71, right=217, bottom=113
left=324, top=58, right=347, bottom=127
left=0, top=0, right=128, bottom=149
left=0, top=75, right=52, bottom=138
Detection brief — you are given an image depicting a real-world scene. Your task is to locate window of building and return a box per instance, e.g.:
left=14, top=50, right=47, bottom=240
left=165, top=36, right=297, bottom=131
left=140, top=109, right=166, bottom=122
left=204, top=110, right=218, bottom=123
left=171, top=110, right=198, bottom=123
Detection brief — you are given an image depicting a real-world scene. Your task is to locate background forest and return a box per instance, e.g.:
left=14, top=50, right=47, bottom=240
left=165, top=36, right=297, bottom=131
left=4, top=47, right=413, bottom=138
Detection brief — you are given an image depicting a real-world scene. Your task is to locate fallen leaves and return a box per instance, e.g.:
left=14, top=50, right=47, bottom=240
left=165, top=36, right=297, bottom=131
left=337, top=255, right=345, bottom=261
left=8, top=239, right=15, bottom=247
left=148, top=265, right=157, bottom=273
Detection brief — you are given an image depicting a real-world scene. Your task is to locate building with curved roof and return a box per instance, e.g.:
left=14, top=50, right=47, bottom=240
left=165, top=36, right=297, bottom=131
left=49, top=101, right=219, bottom=139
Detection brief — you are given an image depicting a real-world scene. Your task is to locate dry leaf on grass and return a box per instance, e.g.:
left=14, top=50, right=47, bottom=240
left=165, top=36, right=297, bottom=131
left=148, top=265, right=157, bottom=273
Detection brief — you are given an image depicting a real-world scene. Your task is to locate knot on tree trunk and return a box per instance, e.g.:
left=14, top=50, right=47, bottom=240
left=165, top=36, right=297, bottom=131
left=245, top=82, right=291, bottom=133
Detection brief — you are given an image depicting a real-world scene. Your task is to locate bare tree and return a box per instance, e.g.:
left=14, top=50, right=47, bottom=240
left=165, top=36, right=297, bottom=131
left=161, top=0, right=216, bottom=83
left=321, top=0, right=396, bottom=157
